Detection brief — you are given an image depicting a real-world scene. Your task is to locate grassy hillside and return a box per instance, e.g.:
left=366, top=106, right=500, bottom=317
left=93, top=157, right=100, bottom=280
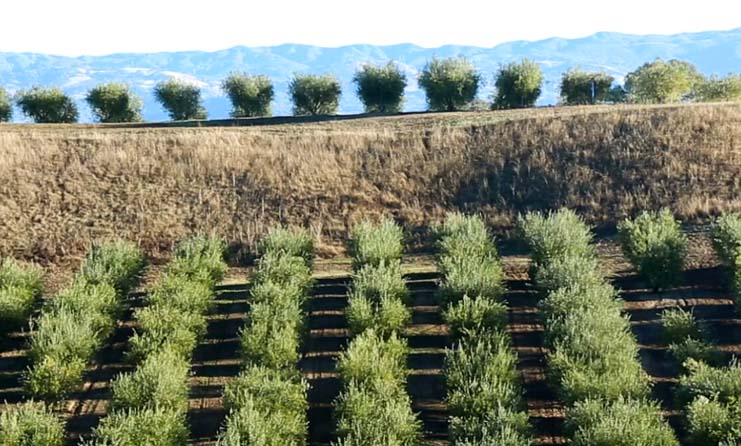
left=1, top=103, right=739, bottom=271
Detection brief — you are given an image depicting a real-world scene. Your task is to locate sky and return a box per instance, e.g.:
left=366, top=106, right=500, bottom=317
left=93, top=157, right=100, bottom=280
left=1, top=0, right=739, bottom=56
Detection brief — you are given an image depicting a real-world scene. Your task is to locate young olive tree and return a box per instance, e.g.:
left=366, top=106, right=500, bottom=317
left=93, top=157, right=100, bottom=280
left=624, top=59, right=703, bottom=103
left=418, top=57, right=480, bottom=112
left=15, top=87, right=79, bottom=123
left=153, top=78, right=207, bottom=121
left=288, top=74, right=342, bottom=116
left=86, top=83, right=143, bottom=123
left=493, top=59, right=543, bottom=109
left=560, top=68, right=615, bottom=105
left=221, top=73, right=274, bottom=117
left=353, top=62, right=407, bottom=113
left=0, top=87, right=12, bottom=122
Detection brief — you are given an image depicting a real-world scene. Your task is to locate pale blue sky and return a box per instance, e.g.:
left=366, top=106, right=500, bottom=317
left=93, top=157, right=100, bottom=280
left=2, top=0, right=739, bottom=56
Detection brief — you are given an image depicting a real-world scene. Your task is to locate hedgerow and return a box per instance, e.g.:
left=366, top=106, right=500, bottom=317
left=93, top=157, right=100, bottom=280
left=218, top=226, right=314, bottom=445
left=349, top=218, right=404, bottom=270
left=87, top=407, right=188, bottom=446
left=438, top=213, right=532, bottom=446
left=618, top=209, right=688, bottom=290
left=520, top=208, right=677, bottom=444
left=0, top=258, right=44, bottom=331
left=25, top=240, right=145, bottom=401
left=0, top=401, right=65, bottom=446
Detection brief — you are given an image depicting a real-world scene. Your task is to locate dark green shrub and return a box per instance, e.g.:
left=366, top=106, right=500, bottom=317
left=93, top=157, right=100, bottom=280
left=493, top=59, right=543, bottom=109
left=89, top=407, right=187, bottom=446
left=288, top=74, right=341, bottom=116
left=443, top=295, right=508, bottom=340
left=166, top=234, right=226, bottom=285
left=712, top=212, right=741, bottom=265
left=418, top=57, right=480, bottom=112
left=0, top=401, right=65, bottom=446
left=78, top=240, right=145, bottom=294
left=617, top=209, right=688, bottom=291
left=0, top=258, right=44, bottom=330
left=0, top=87, right=11, bottom=122
left=518, top=209, right=595, bottom=269
left=334, top=379, right=421, bottom=446
left=85, top=83, right=143, bottom=123
left=258, top=226, right=315, bottom=264
left=566, top=397, right=679, bottom=446
left=111, top=349, right=189, bottom=413
left=336, top=330, right=408, bottom=388
left=560, top=68, right=615, bottom=105
left=222, top=73, right=274, bottom=118
left=15, top=87, right=78, bottom=123
left=154, top=78, right=207, bottom=121
left=349, top=218, right=404, bottom=270
left=353, top=62, right=407, bottom=113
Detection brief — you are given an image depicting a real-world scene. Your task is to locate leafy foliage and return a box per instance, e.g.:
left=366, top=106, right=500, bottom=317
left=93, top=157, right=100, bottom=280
left=694, top=74, right=741, bottom=102
left=353, top=62, right=407, bottom=113
left=257, top=226, right=315, bottom=264
left=625, top=59, right=703, bottom=103
left=0, top=401, right=64, bottom=446
left=685, top=395, right=741, bottom=446
left=617, top=209, right=687, bottom=290
left=346, top=260, right=410, bottom=337
left=493, top=59, right=543, bottom=109
left=349, top=218, right=404, bottom=270
left=154, top=78, right=207, bottom=121
left=251, top=251, right=313, bottom=294
left=661, top=307, right=718, bottom=365
left=222, top=73, right=274, bottom=118
left=443, top=295, right=508, bottom=340
left=166, top=234, right=227, bottom=285
left=88, top=407, right=188, bottom=446
left=78, top=240, right=145, bottom=294
left=566, top=398, right=678, bottom=446
left=518, top=209, right=595, bottom=269
left=15, top=87, right=78, bottom=123
left=0, top=87, right=12, bottom=122
left=712, top=212, right=741, bottom=265
left=560, top=68, right=615, bottom=105
left=0, top=258, right=44, bottom=330
left=418, top=57, right=480, bottom=112
left=289, top=74, right=341, bottom=115
left=111, top=349, right=190, bottom=413
left=85, top=83, right=142, bottom=123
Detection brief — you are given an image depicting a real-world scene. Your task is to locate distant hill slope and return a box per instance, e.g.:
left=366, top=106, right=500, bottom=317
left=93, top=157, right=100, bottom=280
left=1, top=28, right=739, bottom=121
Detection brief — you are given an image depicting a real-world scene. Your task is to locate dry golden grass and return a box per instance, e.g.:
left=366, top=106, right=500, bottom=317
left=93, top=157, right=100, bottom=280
left=1, top=103, right=740, bottom=277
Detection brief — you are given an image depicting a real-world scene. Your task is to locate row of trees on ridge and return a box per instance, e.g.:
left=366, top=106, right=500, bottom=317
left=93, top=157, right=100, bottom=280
left=0, top=57, right=739, bottom=123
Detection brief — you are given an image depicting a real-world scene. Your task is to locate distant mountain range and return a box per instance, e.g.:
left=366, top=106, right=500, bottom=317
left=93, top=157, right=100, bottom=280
left=1, top=28, right=739, bottom=122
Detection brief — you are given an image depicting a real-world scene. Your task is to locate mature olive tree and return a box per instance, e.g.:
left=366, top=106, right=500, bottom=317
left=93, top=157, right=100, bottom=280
left=418, top=57, right=480, bottom=112
left=560, top=68, right=615, bottom=105
left=288, top=74, right=342, bottom=116
left=222, top=73, right=274, bottom=117
left=493, top=59, right=543, bottom=109
left=624, top=59, right=702, bottom=103
left=693, top=74, right=741, bottom=102
left=86, top=83, right=143, bottom=123
left=353, top=62, right=407, bottom=113
left=0, top=87, right=12, bottom=122
left=16, top=87, right=79, bottom=123
left=154, top=78, right=207, bottom=121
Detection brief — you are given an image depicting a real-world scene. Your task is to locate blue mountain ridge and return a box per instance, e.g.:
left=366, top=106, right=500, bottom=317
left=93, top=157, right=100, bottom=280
left=1, top=28, right=739, bottom=122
